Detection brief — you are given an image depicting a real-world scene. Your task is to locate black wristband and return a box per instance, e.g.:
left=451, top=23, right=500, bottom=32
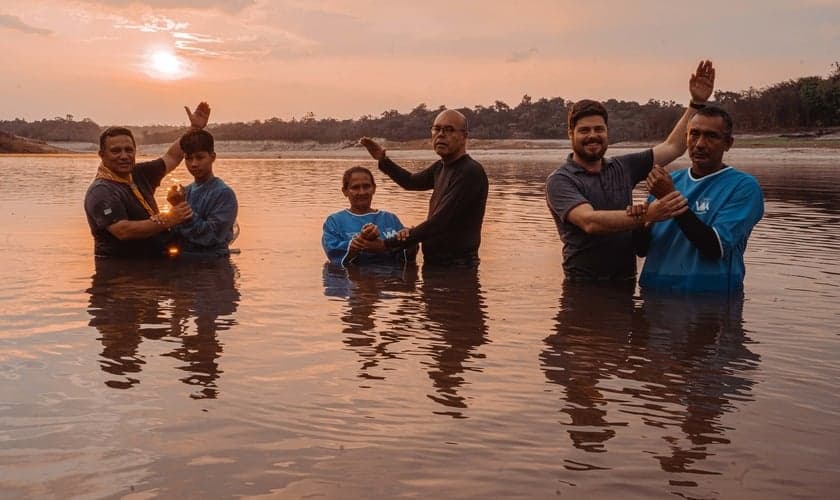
left=689, top=101, right=706, bottom=110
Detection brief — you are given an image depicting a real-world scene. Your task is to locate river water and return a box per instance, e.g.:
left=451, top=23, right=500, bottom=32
left=0, top=147, right=838, bottom=498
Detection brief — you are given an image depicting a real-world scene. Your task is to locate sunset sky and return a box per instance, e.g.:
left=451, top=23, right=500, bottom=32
left=1, top=0, right=838, bottom=125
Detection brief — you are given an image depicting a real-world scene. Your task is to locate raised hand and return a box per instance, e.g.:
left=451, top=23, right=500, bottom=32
left=359, top=137, right=386, bottom=160
left=185, top=102, right=211, bottom=130
left=646, top=165, right=675, bottom=199
left=689, top=60, right=715, bottom=103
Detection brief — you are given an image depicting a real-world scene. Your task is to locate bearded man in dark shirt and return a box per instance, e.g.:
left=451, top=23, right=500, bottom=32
left=359, top=109, right=488, bottom=267
left=84, top=102, right=211, bottom=258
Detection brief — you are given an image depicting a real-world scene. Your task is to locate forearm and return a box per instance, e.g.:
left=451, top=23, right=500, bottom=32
left=108, top=218, right=169, bottom=240
left=574, top=209, right=644, bottom=234
left=652, top=106, right=696, bottom=166
left=177, top=217, right=231, bottom=247
left=674, top=211, right=722, bottom=259
left=378, top=157, right=433, bottom=190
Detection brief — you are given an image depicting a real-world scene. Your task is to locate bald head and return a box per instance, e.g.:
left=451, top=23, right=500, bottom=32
left=435, top=109, right=468, bottom=131
left=431, top=109, right=469, bottom=162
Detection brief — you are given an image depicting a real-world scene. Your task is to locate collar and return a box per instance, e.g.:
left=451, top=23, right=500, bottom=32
left=563, top=153, right=608, bottom=174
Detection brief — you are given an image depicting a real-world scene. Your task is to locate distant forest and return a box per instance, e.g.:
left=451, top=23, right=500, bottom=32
left=2, top=64, right=838, bottom=145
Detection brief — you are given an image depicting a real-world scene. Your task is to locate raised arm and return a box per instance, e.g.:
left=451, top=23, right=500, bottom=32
left=360, top=136, right=435, bottom=190
left=651, top=60, right=715, bottom=167
left=161, top=102, right=211, bottom=173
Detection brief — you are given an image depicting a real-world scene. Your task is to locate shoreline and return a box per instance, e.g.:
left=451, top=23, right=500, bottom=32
left=2, top=134, right=839, bottom=157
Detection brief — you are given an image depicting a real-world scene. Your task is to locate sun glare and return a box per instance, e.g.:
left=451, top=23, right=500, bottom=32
left=144, top=49, right=191, bottom=80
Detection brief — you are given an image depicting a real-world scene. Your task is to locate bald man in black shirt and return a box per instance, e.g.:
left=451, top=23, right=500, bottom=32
left=360, top=109, right=488, bottom=267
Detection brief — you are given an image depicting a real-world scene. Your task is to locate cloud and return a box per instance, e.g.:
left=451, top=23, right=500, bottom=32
left=0, top=14, right=52, bottom=35
left=114, top=15, right=188, bottom=33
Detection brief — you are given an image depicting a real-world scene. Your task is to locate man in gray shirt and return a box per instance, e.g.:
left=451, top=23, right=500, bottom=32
left=546, top=60, right=715, bottom=281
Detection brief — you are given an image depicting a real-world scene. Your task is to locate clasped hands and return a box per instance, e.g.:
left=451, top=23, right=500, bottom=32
left=626, top=165, right=689, bottom=225
left=349, top=223, right=410, bottom=253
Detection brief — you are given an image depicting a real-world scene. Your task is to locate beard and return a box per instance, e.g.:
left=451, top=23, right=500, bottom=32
left=573, top=139, right=607, bottom=163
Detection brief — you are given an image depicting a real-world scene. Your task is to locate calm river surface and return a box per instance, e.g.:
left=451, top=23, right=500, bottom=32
left=0, top=147, right=838, bottom=498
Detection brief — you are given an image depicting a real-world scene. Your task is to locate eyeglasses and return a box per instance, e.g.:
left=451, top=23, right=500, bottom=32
left=430, top=125, right=466, bottom=135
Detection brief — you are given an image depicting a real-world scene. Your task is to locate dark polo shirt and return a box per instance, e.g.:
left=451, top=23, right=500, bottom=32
left=546, top=150, right=653, bottom=280
left=84, top=159, right=168, bottom=258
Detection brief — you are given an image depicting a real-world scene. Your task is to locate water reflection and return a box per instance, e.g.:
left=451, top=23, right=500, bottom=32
left=542, top=283, right=759, bottom=476
left=325, top=264, right=489, bottom=417
left=420, top=266, right=489, bottom=417
left=323, top=263, right=419, bottom=379
left=87, top=258, right=240, bottom=399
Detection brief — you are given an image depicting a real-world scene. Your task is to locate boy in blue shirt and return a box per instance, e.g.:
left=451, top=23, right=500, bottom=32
left=636, top=107, right=764, bottom=292
left=172, top=129, right=238, bottom=257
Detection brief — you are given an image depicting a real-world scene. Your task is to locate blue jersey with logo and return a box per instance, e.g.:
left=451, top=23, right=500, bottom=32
left=640, top=166, right=764, bottom=292
left=322, top=209, right=407, bottom=266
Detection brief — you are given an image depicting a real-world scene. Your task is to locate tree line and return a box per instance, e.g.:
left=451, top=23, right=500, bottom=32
left=2, top=64, right=837, bottom=145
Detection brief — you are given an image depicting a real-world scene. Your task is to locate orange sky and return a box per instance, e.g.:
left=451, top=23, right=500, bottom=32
left=1, top=0, right=838, bottom=125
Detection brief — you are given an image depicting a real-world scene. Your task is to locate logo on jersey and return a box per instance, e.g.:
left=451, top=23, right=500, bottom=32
left=695, top=198, right=711, bottom=214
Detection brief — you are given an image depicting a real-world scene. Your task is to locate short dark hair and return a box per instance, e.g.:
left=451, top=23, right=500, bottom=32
left=99, top=127, right=135, bottom=152
left=180, top=129, right=215, bottom=155
left=567, top=99, right=608, bottom=130
left=342, top=166, right=375, bottom=190
left=694, top=106, right=734, bottom=138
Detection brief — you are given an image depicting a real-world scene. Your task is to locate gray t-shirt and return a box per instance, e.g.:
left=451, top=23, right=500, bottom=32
left=546, top=150, right=653, bottom=280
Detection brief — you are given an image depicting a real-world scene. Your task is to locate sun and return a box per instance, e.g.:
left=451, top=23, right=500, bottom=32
left=143, top=49, right=191, bottom=80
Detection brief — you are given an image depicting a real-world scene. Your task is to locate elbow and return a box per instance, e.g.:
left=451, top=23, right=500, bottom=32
left=107, top=225, right=131, bottom=240
left=579, top=221, right=603, bottom=234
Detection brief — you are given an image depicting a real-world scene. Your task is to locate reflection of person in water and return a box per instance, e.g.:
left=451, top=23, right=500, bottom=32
left=322, top=263, right=418, bottom=380
left=87, top=257, right=240, bottom=399
left=639, top=290, right=759, bottom=475
left=420, top=265, right=488, bottom=416
left=541, top=281, right=643, bottom=451
left=541, top=283, right=759, bottom=473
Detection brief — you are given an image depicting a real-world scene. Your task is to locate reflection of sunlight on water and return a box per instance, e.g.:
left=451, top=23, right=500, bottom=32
left=0, top=154, right=838, bottom=498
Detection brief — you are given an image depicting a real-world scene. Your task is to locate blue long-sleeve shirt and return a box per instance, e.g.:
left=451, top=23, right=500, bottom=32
left=174, top=177, right=238, bottom=256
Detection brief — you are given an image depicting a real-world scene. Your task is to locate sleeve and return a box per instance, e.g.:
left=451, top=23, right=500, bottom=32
left=621, top=148, right=654, bottom=185
left=711, top=176, right=765, bottom=260
left=545, top=171, right=589, bottom=223
left=674, top=210, right=722, bottom=259
left=321, top=215, right=353, bottom=266
left=175, top=187, right=238, bottom=248
left=136, top=158, right=167, bottom=189
left=386, top=165, right=486, bottom=248
left=84, top=183, right=127, bottom=229
left=378, top=157, right=436, bottom=191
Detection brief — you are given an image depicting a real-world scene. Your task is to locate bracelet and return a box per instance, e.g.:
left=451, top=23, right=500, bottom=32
left=689, top=101, right=706, bottom=110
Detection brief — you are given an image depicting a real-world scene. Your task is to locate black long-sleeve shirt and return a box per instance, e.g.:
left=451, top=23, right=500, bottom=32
left=379, top=154, right=488, bottom=265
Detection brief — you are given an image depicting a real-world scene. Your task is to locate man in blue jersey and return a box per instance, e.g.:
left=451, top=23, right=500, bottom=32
left=322, top=166, right=414, bottom=266
left=546, top=60, right=715, bottom=281
left=636, top=106, right=764, bottom=292
left=171, top=129, right=239, bottom=257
